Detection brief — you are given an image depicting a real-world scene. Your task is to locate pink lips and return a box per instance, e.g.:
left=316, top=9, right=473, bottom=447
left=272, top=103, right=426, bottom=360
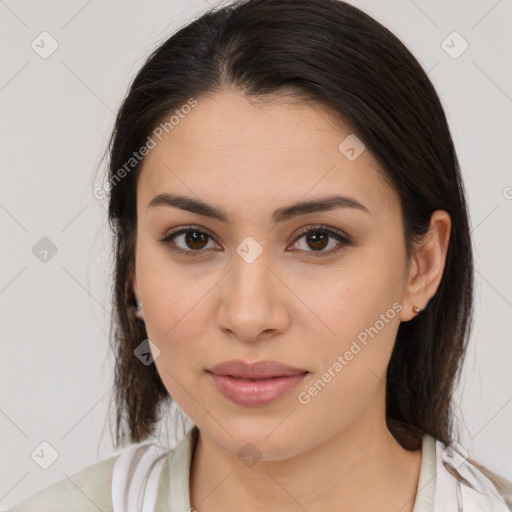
left=207, top=359, right=308, bottom=407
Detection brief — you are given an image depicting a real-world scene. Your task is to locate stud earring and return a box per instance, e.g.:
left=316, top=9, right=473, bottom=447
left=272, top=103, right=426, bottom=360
left=135, top=301, right=142, bottom=312
left=412, top=305, right=422, bottom=314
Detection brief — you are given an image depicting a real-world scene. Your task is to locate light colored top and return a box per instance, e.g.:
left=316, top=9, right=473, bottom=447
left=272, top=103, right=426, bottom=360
left=5, top=426, right=508, bottom=511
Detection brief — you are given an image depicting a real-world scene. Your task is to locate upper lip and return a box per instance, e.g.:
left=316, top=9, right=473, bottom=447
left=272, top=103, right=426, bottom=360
left=208, top=359, right=308, bottom=379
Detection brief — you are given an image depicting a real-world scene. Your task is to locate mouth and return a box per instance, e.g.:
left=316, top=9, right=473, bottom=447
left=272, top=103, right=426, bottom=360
left=206, top=359, right=309, bottom=407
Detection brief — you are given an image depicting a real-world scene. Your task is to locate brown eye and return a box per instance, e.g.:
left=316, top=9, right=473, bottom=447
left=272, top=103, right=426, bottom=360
left=160, top=226, right=219, bottom=256
left=289, top=226, right=352, bottom=256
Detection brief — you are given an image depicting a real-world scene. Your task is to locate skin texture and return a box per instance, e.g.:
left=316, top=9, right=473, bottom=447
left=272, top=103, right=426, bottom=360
left=132, top=89, right=450, bottom=512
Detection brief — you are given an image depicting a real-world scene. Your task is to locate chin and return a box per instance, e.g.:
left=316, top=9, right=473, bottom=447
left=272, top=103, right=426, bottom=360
left=207, top=418, right=306, bottom=460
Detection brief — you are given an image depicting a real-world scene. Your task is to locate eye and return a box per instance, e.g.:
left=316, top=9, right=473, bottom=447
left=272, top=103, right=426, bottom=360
left=288, top=225, right=352, bottom=257
left=159, top=225, right=220, bottom=257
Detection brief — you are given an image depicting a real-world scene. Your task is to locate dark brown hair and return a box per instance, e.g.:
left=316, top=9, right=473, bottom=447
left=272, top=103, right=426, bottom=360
left=107, top=0, right=471, bottom=454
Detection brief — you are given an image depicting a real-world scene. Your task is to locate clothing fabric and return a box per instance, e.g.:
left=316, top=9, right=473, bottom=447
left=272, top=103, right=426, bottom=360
left=6, top=426, right=510, bottom=511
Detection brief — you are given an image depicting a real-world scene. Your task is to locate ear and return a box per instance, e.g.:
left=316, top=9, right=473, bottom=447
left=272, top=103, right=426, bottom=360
left=400, top=210, right=451, bottom=322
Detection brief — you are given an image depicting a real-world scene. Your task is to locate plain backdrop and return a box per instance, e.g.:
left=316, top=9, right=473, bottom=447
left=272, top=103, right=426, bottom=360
left=1, top=0, right=511, bottom=508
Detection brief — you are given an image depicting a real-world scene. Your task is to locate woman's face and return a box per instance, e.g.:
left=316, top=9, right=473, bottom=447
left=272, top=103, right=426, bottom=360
left=133, top=89, right=414, bottom=459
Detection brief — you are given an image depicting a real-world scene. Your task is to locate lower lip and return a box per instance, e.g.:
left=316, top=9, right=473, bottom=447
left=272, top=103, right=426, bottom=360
left=208, top=372, right=308, bottom=407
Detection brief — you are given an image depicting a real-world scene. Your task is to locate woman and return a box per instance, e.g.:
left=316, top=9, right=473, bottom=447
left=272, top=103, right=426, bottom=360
left=8, top=0, right=511, bottom=510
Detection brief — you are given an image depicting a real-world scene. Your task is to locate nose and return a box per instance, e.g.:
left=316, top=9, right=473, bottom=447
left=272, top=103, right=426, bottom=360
left=216, top=244, right=291, bottom=344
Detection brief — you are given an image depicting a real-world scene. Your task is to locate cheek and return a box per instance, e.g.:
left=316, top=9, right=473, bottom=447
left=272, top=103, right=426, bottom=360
left=142, top=273, right=210, bottom=405
left=137, top=238, right=212, bottom=329
left=136, top=248, right=213, bottom=369
left=142, top=276, right=211, bottom=360
left=292, top=270, right=403, bottom=432
left=294, top=247, right=404, bottom=340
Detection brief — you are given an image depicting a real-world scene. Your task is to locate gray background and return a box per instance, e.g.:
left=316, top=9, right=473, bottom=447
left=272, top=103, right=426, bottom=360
left=1, top=0, right=511, bottom=508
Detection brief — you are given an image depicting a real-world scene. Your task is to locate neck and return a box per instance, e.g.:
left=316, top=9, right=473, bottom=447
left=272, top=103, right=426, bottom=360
left=189, top=389, right=422, bottom=512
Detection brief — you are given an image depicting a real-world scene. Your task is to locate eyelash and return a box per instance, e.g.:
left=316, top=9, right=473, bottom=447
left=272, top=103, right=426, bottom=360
left=159, top=224, right=352, bottom=259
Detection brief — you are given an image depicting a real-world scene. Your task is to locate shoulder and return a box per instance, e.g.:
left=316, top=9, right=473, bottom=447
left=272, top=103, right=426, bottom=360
left=6, top=436, right=188, bottom=512
left=6, top=454, right=117, bottom=512
left=432, top=436, right=512, bottom=512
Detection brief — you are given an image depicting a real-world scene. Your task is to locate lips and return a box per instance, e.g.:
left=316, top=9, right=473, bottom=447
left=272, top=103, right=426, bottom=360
left=208, top=359, right=308, bottom=379
left=207, top=359, right=308, bottom=407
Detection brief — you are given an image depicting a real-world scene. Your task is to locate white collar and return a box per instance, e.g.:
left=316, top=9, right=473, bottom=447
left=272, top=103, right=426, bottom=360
left=433, top=437, right=509, bottom=511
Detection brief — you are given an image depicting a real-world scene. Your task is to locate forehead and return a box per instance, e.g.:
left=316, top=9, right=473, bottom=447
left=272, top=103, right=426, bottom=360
left=137, top=90, right=398, bottom=219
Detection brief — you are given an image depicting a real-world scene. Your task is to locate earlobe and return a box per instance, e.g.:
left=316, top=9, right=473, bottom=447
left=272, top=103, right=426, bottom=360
left=400, top=210, right=451, bottom=322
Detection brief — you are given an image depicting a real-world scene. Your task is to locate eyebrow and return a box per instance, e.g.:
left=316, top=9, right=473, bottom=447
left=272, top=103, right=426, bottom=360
left=147, top=192, right=369, bottom=224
